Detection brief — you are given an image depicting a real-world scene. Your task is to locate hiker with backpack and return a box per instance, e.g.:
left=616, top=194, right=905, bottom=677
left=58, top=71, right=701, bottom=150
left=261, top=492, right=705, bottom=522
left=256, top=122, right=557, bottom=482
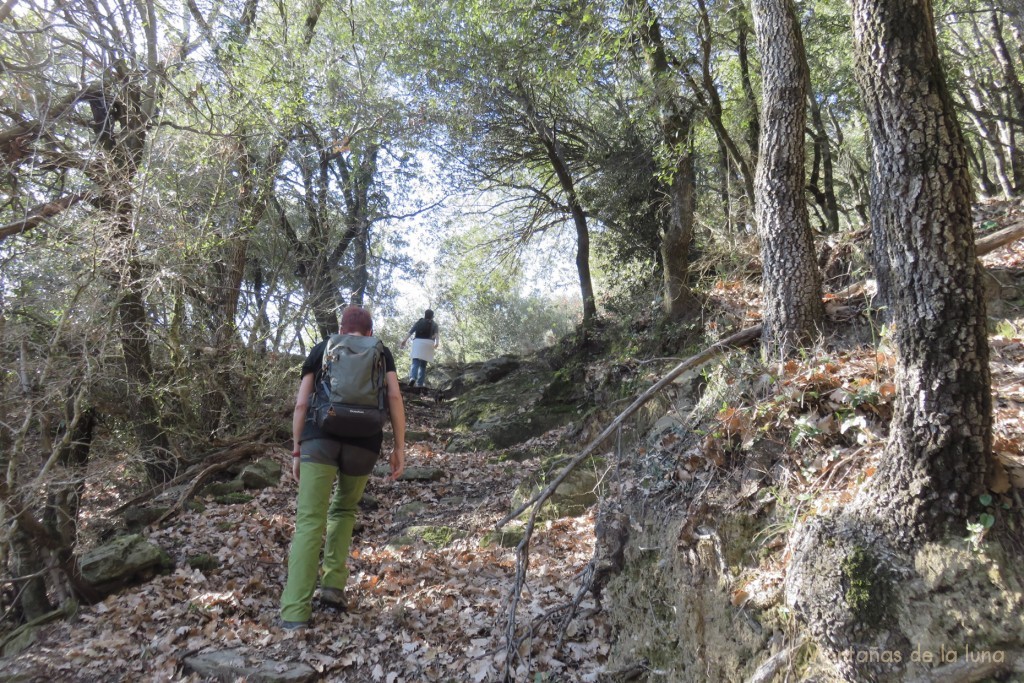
left=280, top=305, right=405, bottom=629
left=399, top=308, right=439, bottom=387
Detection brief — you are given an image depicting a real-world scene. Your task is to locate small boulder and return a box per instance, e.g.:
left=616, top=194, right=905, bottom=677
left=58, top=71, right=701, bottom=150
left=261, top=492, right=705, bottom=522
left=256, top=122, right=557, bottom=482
left=240, top=458, right=282, bottom=489
left=80, top=534, right=170, bottom=592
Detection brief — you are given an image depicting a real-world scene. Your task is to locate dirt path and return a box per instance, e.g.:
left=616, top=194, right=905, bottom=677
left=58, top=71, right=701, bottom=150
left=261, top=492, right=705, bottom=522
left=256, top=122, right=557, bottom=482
left=0, top=394, right=608, bottom=682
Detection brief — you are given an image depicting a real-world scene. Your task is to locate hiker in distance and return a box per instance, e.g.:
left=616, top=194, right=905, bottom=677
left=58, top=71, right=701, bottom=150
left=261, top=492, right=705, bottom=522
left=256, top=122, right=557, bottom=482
left=280, top=306, right=406, bottom=629
left=400, top=308, right=439, bottom=388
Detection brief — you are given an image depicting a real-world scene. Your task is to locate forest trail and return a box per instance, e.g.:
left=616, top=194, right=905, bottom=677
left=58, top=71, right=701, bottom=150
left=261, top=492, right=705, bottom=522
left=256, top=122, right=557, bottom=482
left=0, top=392, right=609, bottom=682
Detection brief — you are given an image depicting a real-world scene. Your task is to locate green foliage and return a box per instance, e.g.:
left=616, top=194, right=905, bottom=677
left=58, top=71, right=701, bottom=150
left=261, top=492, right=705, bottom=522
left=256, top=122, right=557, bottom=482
left=429, top=225, right=580, bottom=363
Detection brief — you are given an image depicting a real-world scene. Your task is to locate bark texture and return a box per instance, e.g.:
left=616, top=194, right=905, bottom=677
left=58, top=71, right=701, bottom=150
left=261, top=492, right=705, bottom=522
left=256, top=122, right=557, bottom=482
left=751, top=0, right=824, bottom=357
left=852, top=0, right=992, bottom=541
left=630, top=0, right=697, bottom=320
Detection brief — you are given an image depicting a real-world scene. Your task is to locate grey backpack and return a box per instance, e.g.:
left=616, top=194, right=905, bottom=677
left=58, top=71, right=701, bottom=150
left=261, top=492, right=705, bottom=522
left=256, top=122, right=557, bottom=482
left=313, top=334, right=388, bottom=437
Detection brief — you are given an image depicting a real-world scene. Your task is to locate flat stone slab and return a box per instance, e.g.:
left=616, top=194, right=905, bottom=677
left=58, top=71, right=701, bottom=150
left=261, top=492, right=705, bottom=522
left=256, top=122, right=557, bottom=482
left=372, top=465, right=445, bottom=481
left=184, top=649, right=317, bottom=683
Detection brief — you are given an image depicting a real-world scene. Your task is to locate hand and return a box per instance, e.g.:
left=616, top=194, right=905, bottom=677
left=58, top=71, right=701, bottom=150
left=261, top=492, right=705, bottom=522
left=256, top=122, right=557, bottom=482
left=388, top=445, right=405, bottom=482
left=291, top=454, right=301, bottom=482
left=400, top=340, right=407, bottom=349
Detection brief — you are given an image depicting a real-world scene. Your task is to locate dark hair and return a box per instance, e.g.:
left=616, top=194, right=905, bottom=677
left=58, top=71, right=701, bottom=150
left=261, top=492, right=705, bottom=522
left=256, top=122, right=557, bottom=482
left=424, top=309, right=434, bottom=320
left=340, top=306, right=373, bottom=334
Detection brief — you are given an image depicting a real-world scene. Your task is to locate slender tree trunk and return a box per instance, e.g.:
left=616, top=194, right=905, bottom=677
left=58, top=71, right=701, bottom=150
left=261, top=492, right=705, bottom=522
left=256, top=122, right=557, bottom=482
left=963, top=86, right=1015, bottom=197
left=965, top=130, right=1000, bottom=198
left=110, top=199, right=174, bottom=482
left=718, top=139, right=734, bottom=233
left=342, top=144, right=379, bottom=306
left=807, top=95, right=840, bottom=233
left=692, top=0, right=756, bottom=212
left=852, top=0, right=992, bottom=541
left=514, top=87, right=598, bottom=324
left=736, top=6, right=760, bottom=162
left=630, top=0, right=697, bottom=319
left=991, top=11, right=1024, bottom=191
left=751, top=0, right=824, bottom=357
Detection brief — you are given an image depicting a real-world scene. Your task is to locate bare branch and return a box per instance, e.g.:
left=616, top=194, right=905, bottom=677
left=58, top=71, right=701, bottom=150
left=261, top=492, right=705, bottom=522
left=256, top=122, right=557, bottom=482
left=0, top=193, right=90, bottom=243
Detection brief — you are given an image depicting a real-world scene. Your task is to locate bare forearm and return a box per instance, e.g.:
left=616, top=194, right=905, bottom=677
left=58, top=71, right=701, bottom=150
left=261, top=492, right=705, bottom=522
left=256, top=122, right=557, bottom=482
left=388, top=394, right=406, bottom=447
left=292, top=404, right=307, bottom=450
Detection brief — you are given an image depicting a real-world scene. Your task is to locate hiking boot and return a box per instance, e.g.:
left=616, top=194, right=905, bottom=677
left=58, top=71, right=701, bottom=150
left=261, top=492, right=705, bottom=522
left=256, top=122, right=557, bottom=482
left=318, top=587, right=347, bottom=611
left=280, top=619, right=308, bottom=631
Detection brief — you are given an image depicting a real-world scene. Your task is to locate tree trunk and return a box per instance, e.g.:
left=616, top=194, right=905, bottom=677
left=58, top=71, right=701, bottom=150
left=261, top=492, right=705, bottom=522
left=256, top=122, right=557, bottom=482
left=8, top=526, right=51, bottom=621
left=852, top=0, right=992, bottom=540
left=692, top=0, right=756, bottom=213
left=341, top=144, right=379, bottom=306
left=736, top=5, right=760, bottom=162
left=45, top=407, right=98, bottom=606
left=514, top=87, right=598, bottom=324
left=991, top=11, right=1024, bottom=191
left=807, top=95, right=840, bottom=234
left=751, top=0, right=824, bottom=357
left=630, top=0, right=697, bottom=319
left=110, top=200, right=175, bottom=482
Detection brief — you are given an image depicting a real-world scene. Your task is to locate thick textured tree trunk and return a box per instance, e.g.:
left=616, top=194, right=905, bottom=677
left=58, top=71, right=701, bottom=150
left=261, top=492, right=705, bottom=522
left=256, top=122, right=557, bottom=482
left=852, top=0, right=992, bottom=541
left=751, top=0, right=824, bottom=357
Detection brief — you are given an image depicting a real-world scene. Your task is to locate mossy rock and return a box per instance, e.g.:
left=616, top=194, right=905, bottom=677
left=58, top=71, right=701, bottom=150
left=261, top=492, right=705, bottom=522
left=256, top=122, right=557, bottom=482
left=214, top=492, right=253, bottom=505
left=123, top=506, right=169, bottom=530
left=372, top=465, right=445, bottom=482
left=187, top=554, right=220, bottom=571
left=480, top=525, right=526, bottom=548
left=387, top=525, right=468, bottom=549
left=512, top=456, right=606, bottom=520
left=395, top=501, right=428, bottom=520
left=444, top=360, right=587, bottom=452
left=201, top=480, right=245, bottom=497
left=2, top=625, right=40, bottom=659
left=80, top=534, right=172, bottom=591
left=239, top=458, right=281, bottom=490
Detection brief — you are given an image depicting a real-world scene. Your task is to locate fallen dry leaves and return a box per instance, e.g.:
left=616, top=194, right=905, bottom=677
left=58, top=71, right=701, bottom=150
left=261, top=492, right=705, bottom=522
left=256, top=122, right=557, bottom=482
left=3, top=398, right=607, bottom=682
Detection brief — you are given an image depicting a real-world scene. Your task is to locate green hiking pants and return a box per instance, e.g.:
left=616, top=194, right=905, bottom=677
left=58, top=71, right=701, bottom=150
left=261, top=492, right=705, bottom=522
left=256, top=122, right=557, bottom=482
left=280, top=461, right=369, bottom=622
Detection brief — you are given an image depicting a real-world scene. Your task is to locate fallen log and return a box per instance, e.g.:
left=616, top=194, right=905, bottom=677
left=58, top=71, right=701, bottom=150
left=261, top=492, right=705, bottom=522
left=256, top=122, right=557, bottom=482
left=976, top=220, right=1024, bottom=257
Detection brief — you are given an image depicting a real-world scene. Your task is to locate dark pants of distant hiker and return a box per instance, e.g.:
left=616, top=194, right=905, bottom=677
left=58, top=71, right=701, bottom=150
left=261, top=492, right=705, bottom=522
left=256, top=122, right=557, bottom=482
left=280, top=438, right=379, bottom=623
left=409, top=358, right=428, bottom=387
